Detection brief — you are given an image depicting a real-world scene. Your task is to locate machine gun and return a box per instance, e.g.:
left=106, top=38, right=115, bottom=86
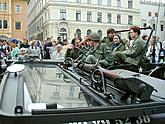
left=66, top=59, right=155, bottom=104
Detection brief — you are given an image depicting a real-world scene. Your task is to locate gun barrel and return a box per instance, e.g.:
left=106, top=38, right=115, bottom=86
left=116, top=26, right=151, bottom=33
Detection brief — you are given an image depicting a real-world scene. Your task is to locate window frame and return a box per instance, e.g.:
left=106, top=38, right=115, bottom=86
left=60, top=9, right=66, bottom=20
left=76, top=10, right=81, bottom=21
left=107, top=13, right=112, bottom=23
left=15, top=21, right=22, bottom=30
left=87, top=11, right=92, bottom=22
left=15, top=4, right=22, bottom=13
left=97, top=12, right=102, bottom=23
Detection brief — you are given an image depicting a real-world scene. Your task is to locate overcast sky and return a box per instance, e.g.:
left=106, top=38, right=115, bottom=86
left=145, top=0, right=165, bottom=3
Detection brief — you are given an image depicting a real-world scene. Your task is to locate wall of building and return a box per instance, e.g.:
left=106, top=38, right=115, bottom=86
left=140, top=0, right=165, bottom=42
left=28, top=0, right=141, bottom=42
left=11, top=0, right=28, bottom=41
left=0, top=0, right=28, bottom=41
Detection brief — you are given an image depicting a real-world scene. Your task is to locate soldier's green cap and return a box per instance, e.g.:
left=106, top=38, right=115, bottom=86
left=89, top=33, right=100, bottom=42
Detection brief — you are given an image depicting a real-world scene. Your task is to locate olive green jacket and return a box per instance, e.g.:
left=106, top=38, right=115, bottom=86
left=65, top=48, right=82, bottom=60
left=101, top=37, right=114, bottom=52
left=86, top=43, right=114, bottom=68
left=124, top=36, right=145, bottom=65
left=112, top=43, right=125, bottom=54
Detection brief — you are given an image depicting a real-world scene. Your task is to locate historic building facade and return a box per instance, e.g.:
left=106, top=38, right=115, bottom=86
left=0, top=0, right=28, bottom=41
left=28, top=0, right=141, bottom=42
left=140, top=0, right=165, bottom=41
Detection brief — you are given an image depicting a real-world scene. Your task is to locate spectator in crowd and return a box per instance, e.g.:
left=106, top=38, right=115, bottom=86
left=49, top=41, right=57, bottom=58
left=28, top=40, right=41, bottom=58
left=162, top=40, right=165, bottom=62
left=20, top=37, right=30, bottom=49
left=57, top=37, right=63, bottom=45
left=18, top=47, right=27, bottom=60
left=10, top=39, right=19, bottom=60
left=0, top=40, right=6, bottom=55
left=51, top=44, right=64, bottom=60
left=62, top=39, right=69, bottom=54
left=44, top=38, right=52, bottom=59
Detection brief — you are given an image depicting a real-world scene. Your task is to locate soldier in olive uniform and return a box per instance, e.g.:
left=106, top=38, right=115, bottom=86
left=114, top=26, right=146, bottom=65
left=101, top=28, right=116, bottom=52
left=84, top=33, right=114, bottom=68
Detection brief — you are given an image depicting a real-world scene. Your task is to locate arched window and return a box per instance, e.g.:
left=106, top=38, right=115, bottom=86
left=60, top=28, right=67, bottom=32
left=87, top=29, right=92, bottom=36
left=60, top=28, right=67, bottom=40
left=76, top=29, right=81, bottom=38
left=0, top=35, right=8, bottom=40
left=97, top=30, right=102, bottom=38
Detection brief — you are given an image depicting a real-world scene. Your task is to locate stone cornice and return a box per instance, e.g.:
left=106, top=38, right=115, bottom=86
left=140, top=0, right=165, bottom=6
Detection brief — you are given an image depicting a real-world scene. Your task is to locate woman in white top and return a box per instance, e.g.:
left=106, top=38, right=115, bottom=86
left=28, top=40, right=41, bottom=58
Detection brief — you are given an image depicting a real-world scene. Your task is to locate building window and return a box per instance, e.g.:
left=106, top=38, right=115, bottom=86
left=60, top=9, right=66, bottom=20
left=3, top=20, right=8, bottom=29
left=53, top=85, right=60, bottom=97
left=117, top=14, right=121, bottom=24
left=128, top=15, right=133, bottom=25
left=87, top=11, right=92, bottom=22
left=155, top=12, right=158, bottom=17
left=0, top=3, right=2, bottom=11
left=128, top=0, right=133, bottom=8
left=87, top=0, right=91, bottom=4
left=69, top=86, right=75, bottom=97
left=15, top=5, right=21, bottom=13
left=97, top=0, right=102, bottom=5
left=3, top=3, right=7, bottom=10
left=76, top=29, right=81, bottom=38
left=87, top=29, right=92, bottom=36
left=148, top=12, right=151, bottom=17
left=97, top=12, right=102, bottom=22
left=117, top=0, right=121, bottom=7
left=60, top=28, right=67, bottom=40
left=15, top=22, right=21, bottom=30
left=76, top=0, right=81, bottom=3
left=161, top=25, right=164, bottom=31
left=97, top=30, right=102, bottom=38
left=76, top=11, right=81, bottom=21
left=107, top=13, right=112, bottom=23
left=107, top=0, right=111, bottom=6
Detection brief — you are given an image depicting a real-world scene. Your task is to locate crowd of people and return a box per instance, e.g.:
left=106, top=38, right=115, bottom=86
left=0, top=25, right=165, bottom=68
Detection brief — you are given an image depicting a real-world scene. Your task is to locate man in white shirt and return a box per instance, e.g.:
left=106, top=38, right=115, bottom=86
left=51, top=44, right=64, bottom=60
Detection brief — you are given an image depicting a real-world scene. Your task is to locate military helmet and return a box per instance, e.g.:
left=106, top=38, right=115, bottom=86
left=89, top=33, right=101, bottom=42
